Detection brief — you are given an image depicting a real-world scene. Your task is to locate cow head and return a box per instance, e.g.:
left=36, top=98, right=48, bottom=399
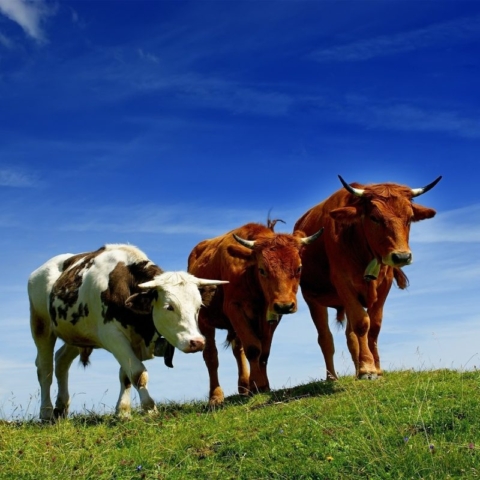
left=331, top=175, right=441, bottom=271
left=232, top=229, right=323, bottom=322
left=125, top=272, right=228, bottom=353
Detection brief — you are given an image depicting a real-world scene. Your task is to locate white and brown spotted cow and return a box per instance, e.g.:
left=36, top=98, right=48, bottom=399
left=28, top=244, right=227, bottom=420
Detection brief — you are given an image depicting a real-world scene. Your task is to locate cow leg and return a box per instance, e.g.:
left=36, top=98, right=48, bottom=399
left=367, top=280, right=391, bottom=376
left=236, top=332, right=266, bottom=394
left=303, top=294, right=337, bottom=380
left=30, top=310, right=57, bottom=421
left=257, top=320, right=279, bottom=392
left=53, top=344, right=80, bottom=419
left=226, top=306, right=266, bottom=394
left=200, top=322, right=224, bottom=406
left=100, top=332, right=156, bottom=415
left=344, top=303, right=377, bottom=379
left=231, top=337, right=250, bottom=395
left=116, top=367, right=133, bottom=417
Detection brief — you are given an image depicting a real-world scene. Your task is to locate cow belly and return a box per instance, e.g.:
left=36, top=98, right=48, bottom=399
left=51, top=309, right=104, bottom=347
left=52, top=321, right=100, bottom=348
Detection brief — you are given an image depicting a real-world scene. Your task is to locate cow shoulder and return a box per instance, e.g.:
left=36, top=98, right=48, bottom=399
left=50, top=247, right=107, bottom=323
left=101, top=260, right=162, bottom=317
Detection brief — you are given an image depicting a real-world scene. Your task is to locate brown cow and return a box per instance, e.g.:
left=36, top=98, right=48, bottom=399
left=294, top=175, right=441, bottom=380
left=188, top=221, right=322, bottom=405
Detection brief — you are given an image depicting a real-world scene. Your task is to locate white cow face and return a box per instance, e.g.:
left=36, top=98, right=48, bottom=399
left=125, top=272, right=227, bottom=353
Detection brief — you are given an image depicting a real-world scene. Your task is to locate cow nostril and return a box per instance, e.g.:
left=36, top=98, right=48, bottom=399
left=392, top=252, right=412, bottom=265
left=274, top=302, right=296, bottom=314
left=189, top=339, right=205, bottom=352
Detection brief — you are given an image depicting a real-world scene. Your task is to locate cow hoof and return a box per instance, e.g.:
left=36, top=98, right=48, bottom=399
left=53, top=407, right=68, bottom=420
left=358, top=373, right=378, bottom=380
left=208, top=395, right=225, bottom=407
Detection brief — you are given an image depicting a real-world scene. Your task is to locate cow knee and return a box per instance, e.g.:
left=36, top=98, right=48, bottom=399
left=245, top=345, right=261, bottom=361
left=131, top=370, right=148, bottom=388
left=353, top=320, right=369, bottom=337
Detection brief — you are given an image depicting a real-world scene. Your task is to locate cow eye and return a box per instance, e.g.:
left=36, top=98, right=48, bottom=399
left=296, top=266, right=303, bottom=275
left=369, top=215, right=381, bottom=224
left=258, top=268, right=267, bottom=277
left=165, top=304, right=175, bottom=312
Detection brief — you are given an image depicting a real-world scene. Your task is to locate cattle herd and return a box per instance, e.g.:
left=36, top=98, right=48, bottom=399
left=28, top=175, right=441, bottom=420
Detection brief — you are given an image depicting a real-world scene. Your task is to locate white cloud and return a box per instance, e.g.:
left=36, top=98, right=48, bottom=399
left=411, top=204, right=480, bottom=243
left=310, top=14, right=480, bottom=62
left=0, top=0, right=53, bottom=42
left=0, top=168, right=37, bottom=187
left=138, top=48, right=159, bottom=64
left=0, top=31, right=13, bottom=48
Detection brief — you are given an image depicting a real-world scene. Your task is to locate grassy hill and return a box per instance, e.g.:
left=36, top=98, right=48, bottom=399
left=1, top=369, right=479, bottom=479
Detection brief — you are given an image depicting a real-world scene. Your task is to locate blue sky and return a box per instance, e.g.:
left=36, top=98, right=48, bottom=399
left=1, top=0, right=479, bottom=419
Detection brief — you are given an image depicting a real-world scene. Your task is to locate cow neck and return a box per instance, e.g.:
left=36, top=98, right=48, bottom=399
left=340, top=220, right=376, bottom=273
left=359, top=217, right=379, bottom=264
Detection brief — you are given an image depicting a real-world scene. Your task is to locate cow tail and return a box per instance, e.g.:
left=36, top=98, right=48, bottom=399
left=79, top=347, right=93, bottom=368
left=393, top=267, right=409, bottom=290
left=336, top=307, right=346, bottom=327
left=223, top=330, right=236, bottom=349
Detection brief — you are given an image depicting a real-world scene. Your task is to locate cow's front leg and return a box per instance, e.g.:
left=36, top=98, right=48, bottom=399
left=54, top=344, right=80, bottom=419
left=200, top=321, right=224, bottom=406
left=302, top=292, right=337, bottom=381
left=345, top=302, right=377, bottom=379
left=257, top=319, right=279, bottom=391
left=116, top=367, right=133, bottom=417
left=367, top=279, right=391, bottom=376
left=101, top=332, right=156, bottom=415
left=230, top=336, right=249, bottom=395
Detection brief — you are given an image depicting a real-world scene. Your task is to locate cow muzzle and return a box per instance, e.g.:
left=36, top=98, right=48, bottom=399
left=273, top=301, right=296, bottom=315
left=187, top=337, right=205, bottom=353
left=384, top=252, right=413, bottom=267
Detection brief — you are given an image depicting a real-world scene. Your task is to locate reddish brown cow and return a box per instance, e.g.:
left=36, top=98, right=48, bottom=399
left=188, top=221, right=322, bottom=405
left=294, top=175, right=441, bottom=380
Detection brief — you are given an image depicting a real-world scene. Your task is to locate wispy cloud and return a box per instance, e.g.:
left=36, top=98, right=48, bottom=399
left=349, top=101, right=480, bottom=139
left=0, top=168, right=37, bottom=187
left=0, top=31, right=13, bottom=48
left=138, top=48, right=159, bottom=64
left=315, top=95, right=480, bottom=139
left=411, top=203, right=480, bottom=243
left=56, top=203, right=265, bottom=237
left=311, top=15, right=480, bottom=62
left=0, top=0, right=54, bottom=42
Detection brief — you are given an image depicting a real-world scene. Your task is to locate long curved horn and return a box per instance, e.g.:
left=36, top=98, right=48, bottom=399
left=233, top=233, right=255, bottom=249
left=195, top=278, right=229, bottom=287
left=138, top=280, right=158, bottom=289
left=301, top=227, right=324, bottom=245
left=338, top=175, right=364, bottom=196
left=411, top=176, right=442, bottom=197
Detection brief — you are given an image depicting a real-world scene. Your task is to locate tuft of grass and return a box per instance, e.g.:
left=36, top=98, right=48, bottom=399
left=1, top=369, right=479, bottom=479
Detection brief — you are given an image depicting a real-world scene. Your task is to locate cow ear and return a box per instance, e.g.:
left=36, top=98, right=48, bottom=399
left=412, top=203, right=436, bottom=222
left=329, top=206, right=360, bottom=224
left=227, top=244, right=255, bottom=263
left=198, top=285, right=218, bottom=307
left=125, top=290, right=157, bottom=314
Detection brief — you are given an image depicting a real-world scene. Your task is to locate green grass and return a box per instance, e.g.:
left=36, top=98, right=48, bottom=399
left=1, top=369, right=479, bottom=479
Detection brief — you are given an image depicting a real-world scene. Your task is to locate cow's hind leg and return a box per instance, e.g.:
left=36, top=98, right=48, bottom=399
left=54, top=344, right=80, bottom=419
left=30, top=309, right=57, bottom=421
